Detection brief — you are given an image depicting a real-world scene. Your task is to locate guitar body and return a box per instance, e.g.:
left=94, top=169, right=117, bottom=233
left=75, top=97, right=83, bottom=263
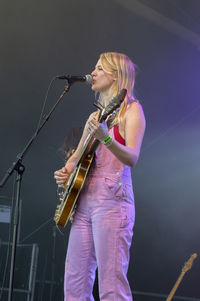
left=54, top=153, right=94, bottom=227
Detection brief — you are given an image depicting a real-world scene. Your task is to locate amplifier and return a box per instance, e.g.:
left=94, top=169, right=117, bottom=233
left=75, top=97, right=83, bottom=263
left=0, top=242, right=39, bottom=301
left=0, top=205, right=11, bottom=223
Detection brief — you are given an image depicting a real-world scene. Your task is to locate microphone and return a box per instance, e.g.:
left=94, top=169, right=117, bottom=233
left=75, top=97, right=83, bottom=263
left=56, top=74, right=92, bottom=85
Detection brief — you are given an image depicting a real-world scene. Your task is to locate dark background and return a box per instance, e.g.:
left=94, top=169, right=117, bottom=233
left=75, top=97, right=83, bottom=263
left=0, top=0, right=200, bottom=300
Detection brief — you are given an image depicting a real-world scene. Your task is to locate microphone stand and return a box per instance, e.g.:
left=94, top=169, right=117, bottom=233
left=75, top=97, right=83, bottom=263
left=0, top=82, right=72, bottom=301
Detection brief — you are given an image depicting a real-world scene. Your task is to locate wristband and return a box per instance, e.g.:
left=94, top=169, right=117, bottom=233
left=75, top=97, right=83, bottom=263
left=102, top=135, right=113, bottom=147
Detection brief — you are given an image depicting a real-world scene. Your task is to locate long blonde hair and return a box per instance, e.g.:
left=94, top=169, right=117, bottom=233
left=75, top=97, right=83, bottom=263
left=99, top=52, right=136, bottom=125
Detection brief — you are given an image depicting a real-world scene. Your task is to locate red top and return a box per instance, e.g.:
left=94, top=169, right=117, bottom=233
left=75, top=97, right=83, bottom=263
left=113, top=125, right=125, bottom=145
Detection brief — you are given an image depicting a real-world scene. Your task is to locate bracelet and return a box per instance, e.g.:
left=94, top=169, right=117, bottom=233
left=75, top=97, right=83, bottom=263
left=102, top=135, right=113, bottom=147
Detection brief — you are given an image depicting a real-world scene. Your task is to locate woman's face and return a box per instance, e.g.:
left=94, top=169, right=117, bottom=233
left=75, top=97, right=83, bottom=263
left=91, top=59, right=115, bottom=94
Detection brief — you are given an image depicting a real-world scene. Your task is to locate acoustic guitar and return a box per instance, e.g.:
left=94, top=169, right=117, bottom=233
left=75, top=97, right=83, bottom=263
left=54, top=89, right=127, bottom=227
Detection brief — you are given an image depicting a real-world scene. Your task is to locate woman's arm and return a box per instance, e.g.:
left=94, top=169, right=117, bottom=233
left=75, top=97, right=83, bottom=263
left=89, top=102, right=146, bottom=167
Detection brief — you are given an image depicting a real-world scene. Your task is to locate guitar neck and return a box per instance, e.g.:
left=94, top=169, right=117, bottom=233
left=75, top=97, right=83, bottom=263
left=166, top=253, right=198, bottom=301
left=76, top=112, right=113, bottom=166
left=74, top=89, right=125, bottom=167
left=88, top=139, right=100, bottom=155
left=76, top=134, right=98, bottom=166
left=166, top=271, right=185, bottom=301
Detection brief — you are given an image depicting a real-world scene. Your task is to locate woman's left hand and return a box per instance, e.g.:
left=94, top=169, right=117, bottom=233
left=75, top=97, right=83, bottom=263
left=88, top=118, right=109, bottom=142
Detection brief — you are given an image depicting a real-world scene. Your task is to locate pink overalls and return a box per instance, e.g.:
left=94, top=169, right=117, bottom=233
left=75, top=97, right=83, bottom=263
left=64, top=127, right=135, bottom=300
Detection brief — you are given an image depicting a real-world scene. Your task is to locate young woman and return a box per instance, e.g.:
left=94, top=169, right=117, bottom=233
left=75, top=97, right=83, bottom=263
left=54, top=52, right=146, bottom=301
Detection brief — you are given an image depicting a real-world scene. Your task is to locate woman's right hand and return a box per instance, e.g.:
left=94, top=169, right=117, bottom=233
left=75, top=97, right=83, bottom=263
left=54, top=162, right=76, bottom=187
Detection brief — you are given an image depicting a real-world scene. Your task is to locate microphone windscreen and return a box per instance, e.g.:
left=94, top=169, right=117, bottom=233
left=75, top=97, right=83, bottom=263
left=85, top=74, right=93, bottom=85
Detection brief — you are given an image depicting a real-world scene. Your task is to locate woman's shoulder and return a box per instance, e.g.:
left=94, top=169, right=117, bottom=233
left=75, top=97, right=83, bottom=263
left=125, top=99, right=146, bottom=126
left=126, top=99, right=144, bottom=115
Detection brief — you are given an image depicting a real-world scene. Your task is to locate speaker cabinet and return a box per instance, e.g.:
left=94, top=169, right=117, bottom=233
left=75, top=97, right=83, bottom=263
left=0, top=242, right=39, bottom=301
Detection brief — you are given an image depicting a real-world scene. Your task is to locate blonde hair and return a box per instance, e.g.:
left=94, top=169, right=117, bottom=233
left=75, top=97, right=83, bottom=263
left=99, top=52, right=136, bottom=125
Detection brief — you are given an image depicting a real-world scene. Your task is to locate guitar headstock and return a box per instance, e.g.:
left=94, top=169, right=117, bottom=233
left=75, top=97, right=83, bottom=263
left=98, top=89, right=127, bottom=123
left=182, top=253, right=198, bottom=273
